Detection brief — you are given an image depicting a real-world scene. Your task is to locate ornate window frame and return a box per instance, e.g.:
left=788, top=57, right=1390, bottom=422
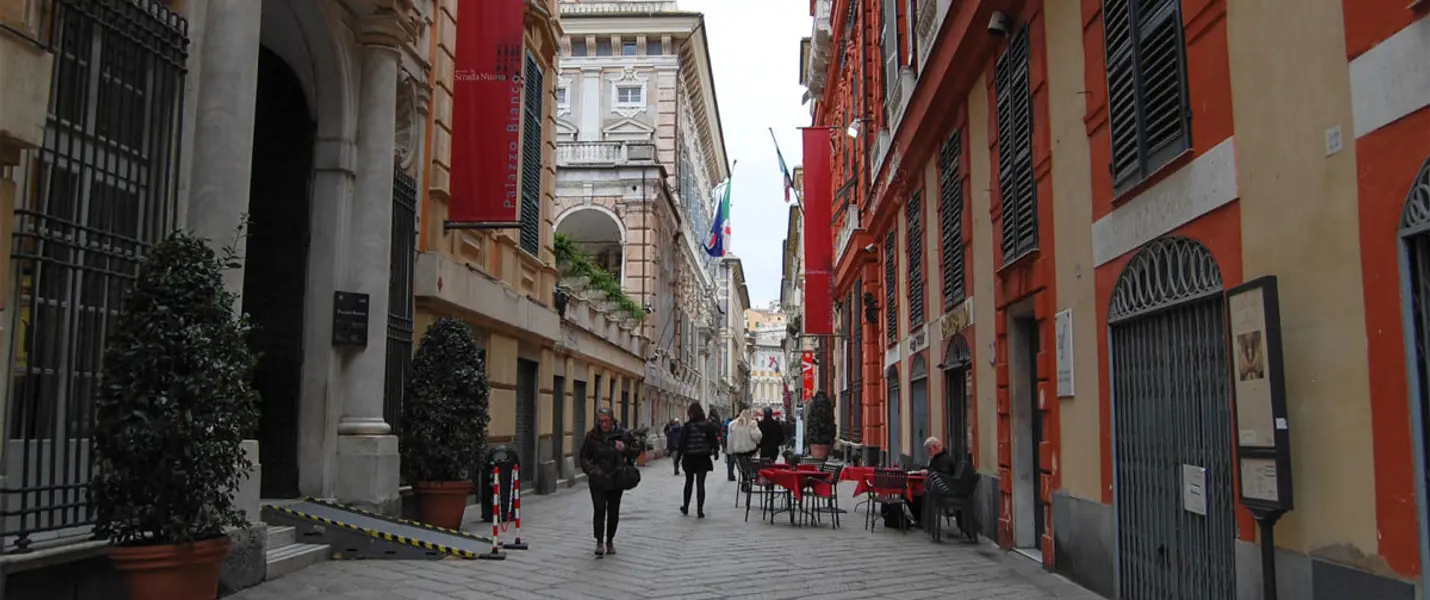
left=607, top=66, right=649, bottom=118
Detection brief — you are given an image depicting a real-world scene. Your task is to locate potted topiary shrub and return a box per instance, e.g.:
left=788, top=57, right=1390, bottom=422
left=401, top=317, right=491, bottom=529
left=806, top=392, right=837, bottom=459
left=91, top=230, right=259, bottom=600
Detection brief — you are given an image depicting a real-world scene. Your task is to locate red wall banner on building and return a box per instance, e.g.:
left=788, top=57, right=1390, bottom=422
left=801, top=127, right=834, bottom=335
left=447, top=0, right=525, bottom=227
left=802, top=351, right=816, bottom=401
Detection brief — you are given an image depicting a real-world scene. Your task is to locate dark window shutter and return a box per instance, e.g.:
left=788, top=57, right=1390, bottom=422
left=995, top=28, right=1036, bottom=265
left=881, top=0, right=899, bottom=106
left=519, top=54, right=544, bottom=256
left=938, top=131, right=964, bottom=308
left=1102, top=0, right=1190, bottom=194
left=906, top=191, right=925, bottom=327
left=884, top=231, right=898, bottom=343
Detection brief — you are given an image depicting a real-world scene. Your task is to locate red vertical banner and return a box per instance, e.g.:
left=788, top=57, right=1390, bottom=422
left=802, top=351, right=816, bottom=401
left=801, top=127, right=834, bottom=335
left=448, top=0, right=525, bottom=227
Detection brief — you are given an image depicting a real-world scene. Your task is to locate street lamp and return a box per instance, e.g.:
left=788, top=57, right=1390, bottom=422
left=846, top=118, right=863, bottom=139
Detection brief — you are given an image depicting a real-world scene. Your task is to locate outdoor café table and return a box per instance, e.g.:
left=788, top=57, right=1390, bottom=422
left=758, top=468, right=833, bottom=526
left=843, top=466, right=927, bottom=500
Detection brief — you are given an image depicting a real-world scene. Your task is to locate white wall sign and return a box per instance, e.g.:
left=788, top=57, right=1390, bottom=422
left=1055, top=309, right=1074, bottom=397
left=1182, top=464, right=1207, bottom=516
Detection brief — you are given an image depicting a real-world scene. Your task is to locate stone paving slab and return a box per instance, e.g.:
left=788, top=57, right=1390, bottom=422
left=230, top=459, right=1102, bottom=600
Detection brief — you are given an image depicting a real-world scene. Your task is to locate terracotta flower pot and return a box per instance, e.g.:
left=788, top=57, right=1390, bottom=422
left=637, top=450, right=648, bottom=466
left=109, top=536, right=230, bottom=600
left=809, top=443, right=832, bottom=459
left=416, top=480, right=474, bottom=530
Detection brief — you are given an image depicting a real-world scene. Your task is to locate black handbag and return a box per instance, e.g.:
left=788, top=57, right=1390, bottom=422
left=614, top=460, right=642, bottom=490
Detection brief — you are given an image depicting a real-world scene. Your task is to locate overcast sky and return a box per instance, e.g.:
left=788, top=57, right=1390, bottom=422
left=677, top=0, right=811, bottom=309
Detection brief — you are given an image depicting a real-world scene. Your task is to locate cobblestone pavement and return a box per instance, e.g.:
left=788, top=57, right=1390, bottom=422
left=231, top=459, right=1101, bottom=600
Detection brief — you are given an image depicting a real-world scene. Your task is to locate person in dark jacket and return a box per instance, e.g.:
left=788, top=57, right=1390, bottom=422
left=664, top=419, right=684, bottom=475
left=580, top=408, right=640, bottom=558
left=757, top=407, right=785, bottom=460
left=677, top=403, right=720, bottom=518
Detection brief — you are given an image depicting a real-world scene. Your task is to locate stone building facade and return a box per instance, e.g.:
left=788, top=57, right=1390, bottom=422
left=551, top=0, right=729, bottom=425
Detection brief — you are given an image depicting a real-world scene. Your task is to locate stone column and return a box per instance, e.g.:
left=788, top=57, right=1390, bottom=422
left=579, top=67, right=601, bottom=141
left=186, top=0, right=262, bottom=294
left=334, top=14, right=407, bottom=513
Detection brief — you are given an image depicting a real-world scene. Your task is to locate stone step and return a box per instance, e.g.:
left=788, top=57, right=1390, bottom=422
left=265, top=542, right=330, bottom=580
left=266, top=525, right=295, bottom=549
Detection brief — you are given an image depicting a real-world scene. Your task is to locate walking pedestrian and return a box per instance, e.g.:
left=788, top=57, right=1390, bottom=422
left=722, top=411, right=737, bottom=480
left=757, top=407, right=785, bottom=461
left=726, top=408, right=763, bottom=477
left=580, top=408, right=639, bottom=558
left=664, top=419, right=684, bottom=475
left=677, top=403, right=720, bottom=518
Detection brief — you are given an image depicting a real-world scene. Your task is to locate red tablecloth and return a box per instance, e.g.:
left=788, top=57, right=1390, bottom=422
left=759, top=468, right=832, bottom=500
left=842, top=466, right=925, bottom=499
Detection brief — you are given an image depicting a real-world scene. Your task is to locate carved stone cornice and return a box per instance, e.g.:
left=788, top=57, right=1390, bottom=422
left=358, top=7, right=417, bottom=48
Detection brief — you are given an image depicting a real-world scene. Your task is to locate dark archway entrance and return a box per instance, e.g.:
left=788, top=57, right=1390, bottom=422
left=886, top=365, right=901, bottom=466
left=1397, top=156, right=1430, bottom=585
left=1109, top=236, right=1235, bottom=600
left=245, top=47, right=315, bottom=499
left=943, top=333, right=972, bottom=462
left=909, top=356, right=930, bottom=465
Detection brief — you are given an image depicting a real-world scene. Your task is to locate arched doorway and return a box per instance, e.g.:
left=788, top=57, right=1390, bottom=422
left=886, top=365, right=901, bottom=466
left=555, top=207, right=625, bottom=282
left=909, top=355, right=930, bottom=464
left=244, top=47, right=316, bottom=499
left=1397, top=156, right=1430, bottom=583
left=1109, top=236, right=1235, bottom=600
left=943, top=334, right=972, bottom=462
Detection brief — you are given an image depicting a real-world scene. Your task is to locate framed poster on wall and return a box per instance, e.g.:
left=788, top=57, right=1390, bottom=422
left=1226, top=276, right=1293, bottom=512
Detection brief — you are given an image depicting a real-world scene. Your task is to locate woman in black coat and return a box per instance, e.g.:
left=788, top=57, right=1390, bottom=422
left=580, top=408, right=640, bottom=558
left=757, top=407, right=785, bottom=460
left=677, top=403, right=720, bottom=518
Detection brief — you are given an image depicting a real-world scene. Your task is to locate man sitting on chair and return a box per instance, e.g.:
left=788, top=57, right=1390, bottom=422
left=909, top=437, right=963, bottom=528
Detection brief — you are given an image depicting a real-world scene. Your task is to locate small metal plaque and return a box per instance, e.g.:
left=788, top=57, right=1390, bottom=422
left=332, top=291, right=370, bottom=347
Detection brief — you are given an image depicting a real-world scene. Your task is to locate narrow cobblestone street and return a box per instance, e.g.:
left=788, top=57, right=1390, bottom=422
left=232, top=459, right=1099, bottom=600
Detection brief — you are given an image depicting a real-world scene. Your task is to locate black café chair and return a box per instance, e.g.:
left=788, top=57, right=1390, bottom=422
left=865, top=468, right=910, bottom=533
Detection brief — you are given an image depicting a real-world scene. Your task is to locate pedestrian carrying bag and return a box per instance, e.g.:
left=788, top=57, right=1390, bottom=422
left=615, top=459, right=641, bottom=490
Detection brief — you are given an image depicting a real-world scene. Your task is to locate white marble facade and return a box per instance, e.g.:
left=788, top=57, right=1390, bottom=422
left=180, top=0, right=429, bottom=512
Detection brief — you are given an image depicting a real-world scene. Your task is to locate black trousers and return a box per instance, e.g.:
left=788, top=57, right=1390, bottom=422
left=682, top=470, right=708, bottom=510
left=589, top=488, right=624, bottom=542
left=671, top=451, right=681, bottom=473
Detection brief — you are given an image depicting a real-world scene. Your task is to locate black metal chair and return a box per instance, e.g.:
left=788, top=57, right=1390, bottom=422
left=926, top=466, right=981, bottom=542
left=737, top=456, right=788, bottom=522
left=806, top=461, right=846, bottom=528
left=865, top=468, right=910, bottom=533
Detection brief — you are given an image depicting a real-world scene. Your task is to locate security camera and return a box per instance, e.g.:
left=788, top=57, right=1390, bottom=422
left=988, top=11, right=1011, bottom=36
left=863, top=243, right=877, bottom=254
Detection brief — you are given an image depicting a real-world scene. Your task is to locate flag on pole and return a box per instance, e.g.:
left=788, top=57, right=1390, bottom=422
left=769, top=128, right=798, bottom=203
left=704, top=175, right=732, bottom=258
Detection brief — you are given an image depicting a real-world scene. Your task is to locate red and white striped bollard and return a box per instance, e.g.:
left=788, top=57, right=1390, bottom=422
left=480, top=465, right=505, bottom=559
left=503, top=462, right=528, bottom=549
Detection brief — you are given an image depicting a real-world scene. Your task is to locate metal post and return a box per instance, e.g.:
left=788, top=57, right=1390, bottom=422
left=1253, top=509, right=1283, bottom=599
left=504, top=462, right=528, bottom=550
left=480, top=465, right=506, bottom=560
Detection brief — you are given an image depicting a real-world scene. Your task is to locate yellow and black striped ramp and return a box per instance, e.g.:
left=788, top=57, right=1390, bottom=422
left=262, top=499, right=503, bottom=561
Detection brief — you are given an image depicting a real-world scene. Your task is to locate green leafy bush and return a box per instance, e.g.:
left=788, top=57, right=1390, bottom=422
left=400, top=317, right=491, bottom=482
left=552, top=233, right=645, bottom=322
left=91, top=230, right=259, bottom=546
left=805, top=392, right=837, bottom=446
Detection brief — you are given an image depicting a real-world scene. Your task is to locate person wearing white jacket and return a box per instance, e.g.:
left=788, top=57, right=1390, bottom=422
left=726, top=409, right=763, bottom=465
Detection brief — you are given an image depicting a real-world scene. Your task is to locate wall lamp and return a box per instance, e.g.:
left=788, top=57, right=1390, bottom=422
left=846, top=118, right=864, bottom=139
